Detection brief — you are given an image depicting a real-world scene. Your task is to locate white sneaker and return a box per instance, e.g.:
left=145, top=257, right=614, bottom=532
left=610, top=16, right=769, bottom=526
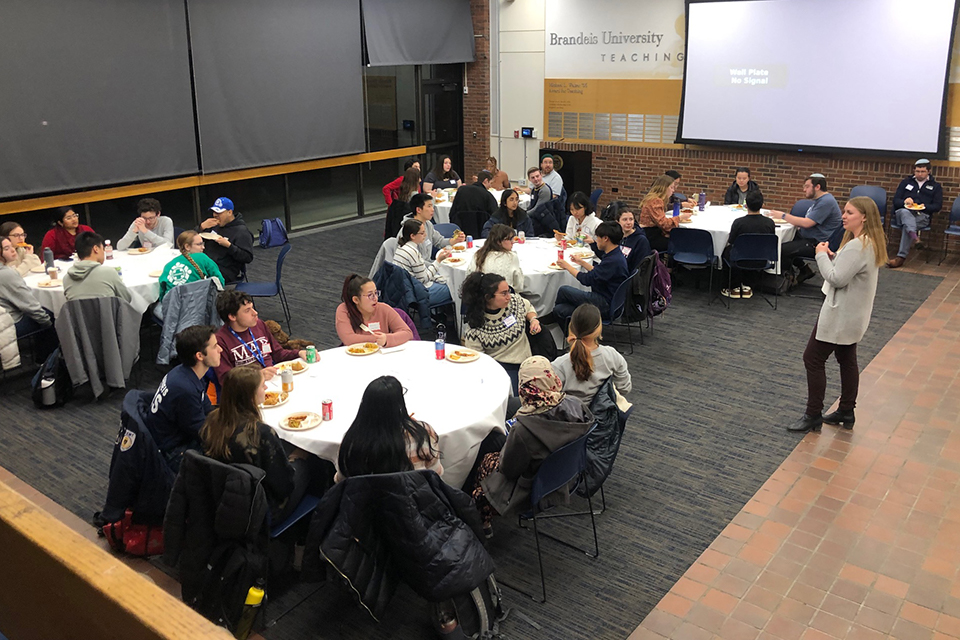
left=721, top=288, right=741, bottom=299
left=738, top=286, right=753, bottom=299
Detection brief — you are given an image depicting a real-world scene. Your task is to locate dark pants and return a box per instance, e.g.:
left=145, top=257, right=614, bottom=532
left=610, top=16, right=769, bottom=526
left=553, top=287, right=611, bottom=333
left=780, top=237, right=817, bottom=269
left=803, top=323, right=859, bottom=416
left=15, top=309, right=58, bottom=362
left=643, top=226, right=668, bottom=254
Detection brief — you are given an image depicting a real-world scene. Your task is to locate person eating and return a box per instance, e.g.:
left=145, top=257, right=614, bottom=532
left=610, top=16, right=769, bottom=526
left=639, top=174, right=692, bottom=253
left=336, top=274, right=413, bottom=348
left=467, top=224, right=524, bottom=293
left=397, top=193, right=464, bottom=260
left=196, top=197, right=254, bottom=284
left=40, top=206, right=96, bottom=259
left=0, top=236, right=58, bottom=361
left=555, top=191, right=600, bottom=244
left=116, top=198, right=175, bottom=250
left=481, top=189, right=534, bottom=238
left=0, top=221, right=42, bottom=276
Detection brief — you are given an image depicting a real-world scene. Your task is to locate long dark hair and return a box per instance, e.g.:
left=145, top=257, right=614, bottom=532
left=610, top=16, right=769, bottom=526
left=496, top=189, right=520, bottom=222
left=398, top=167, right=421, bottom=202
left=201, top=366, right=262, bottom=460
left=338, top=376, right=437, bottom=478
left=431, top=155, right=456, bottom=181
left=460, top=271, right=505, bottom=329
left=398, top=218, right=423, bottom=247
left=567, top=304, right=602, bottom=381
left=473, top=224, right=513, bottom=271
left=341, top=273, right=371, bottom=332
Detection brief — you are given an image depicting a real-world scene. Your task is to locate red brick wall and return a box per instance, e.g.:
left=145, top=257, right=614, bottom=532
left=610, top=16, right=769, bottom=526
left=546, top=142, right=960, bottom=259
left=463, top=0, right=490, bottom=176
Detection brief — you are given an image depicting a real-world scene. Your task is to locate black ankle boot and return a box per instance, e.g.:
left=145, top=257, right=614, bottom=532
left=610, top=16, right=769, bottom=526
left=822, top=409, right=855, bottom=429
left=787, top=414, right=822, bottom=433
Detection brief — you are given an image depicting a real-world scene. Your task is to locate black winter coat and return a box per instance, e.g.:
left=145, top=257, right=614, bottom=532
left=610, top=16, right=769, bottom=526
left=302, top=470, right=494, bottom=621
left=723, top=180, right=760, bottom=205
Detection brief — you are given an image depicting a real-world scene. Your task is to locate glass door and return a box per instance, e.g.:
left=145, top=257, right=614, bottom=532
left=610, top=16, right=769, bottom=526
left=420, top=64, right=464, bottom=182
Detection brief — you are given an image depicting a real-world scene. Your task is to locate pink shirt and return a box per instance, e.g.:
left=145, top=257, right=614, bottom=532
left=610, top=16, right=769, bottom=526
left=335, top=303, right=413, bottom=348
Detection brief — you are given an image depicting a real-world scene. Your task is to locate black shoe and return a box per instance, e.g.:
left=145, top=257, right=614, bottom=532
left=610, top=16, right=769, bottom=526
left=787, top=414, right=822, bottom=433
left=796, top=265, right=816, bottom=285
left=822, top=409, right=855, bottom=429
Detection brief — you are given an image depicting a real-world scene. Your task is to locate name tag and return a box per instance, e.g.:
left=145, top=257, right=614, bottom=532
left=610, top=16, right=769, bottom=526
left=621, top=246, right=632, bottom=256
left=367, top=322, right=381, bottom=331
left=503, top=314, right=517, bottom=328
left=905, top=184, right=914, bottom=191
left=261, top=340, right=272, bottom=355
left=925, top=184, right=934, bottom=190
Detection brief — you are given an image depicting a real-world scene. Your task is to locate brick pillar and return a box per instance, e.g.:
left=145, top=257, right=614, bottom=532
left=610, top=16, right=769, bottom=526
left=463, top=0, right=490, bottom=177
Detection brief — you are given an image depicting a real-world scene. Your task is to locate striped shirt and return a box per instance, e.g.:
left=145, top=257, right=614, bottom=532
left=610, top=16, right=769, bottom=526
left=393, top=241, right=445, bottom=288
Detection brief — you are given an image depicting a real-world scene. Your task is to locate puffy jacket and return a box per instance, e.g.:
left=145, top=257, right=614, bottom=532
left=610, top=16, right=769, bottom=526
left=577, top=377, right=626, bottom=498
left=723, top=180, right=760, bottom=205
left=0, top=306, right=19, bottom=371
left=302, top=470, right=493, bottom=621
left=372, top=261, right=431, bottom=329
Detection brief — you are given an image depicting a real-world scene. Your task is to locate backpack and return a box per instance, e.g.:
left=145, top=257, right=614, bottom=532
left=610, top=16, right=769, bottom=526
left=648, top=252, right=672, bottom=317
left=432, top=575, right=508, bottom=639
left=31, top=346, right=73, bottom=408
left=101, top=509, right=164, bottom=557
left=259, top=217, right=289, bottom=249
left=192, top=543, right=268, bottom=633
left=601, top=200, right=629, bottom=222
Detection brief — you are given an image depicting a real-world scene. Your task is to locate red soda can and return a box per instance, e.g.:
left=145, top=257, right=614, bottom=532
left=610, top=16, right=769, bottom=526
left=560, top=238, right=567, bottom=251
left=557, top=249, right=564, bottom=262
left=466, top=235, right=474, bottom=248
left=322, top=399, right=333, bottom=421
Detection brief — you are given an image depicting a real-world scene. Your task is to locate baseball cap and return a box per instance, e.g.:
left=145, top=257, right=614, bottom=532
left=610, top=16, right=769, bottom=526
left=210, top=197, right=234, bottom=213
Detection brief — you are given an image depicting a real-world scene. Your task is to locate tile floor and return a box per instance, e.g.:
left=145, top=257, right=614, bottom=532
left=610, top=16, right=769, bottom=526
left=630, top=253, right=960, bottom=640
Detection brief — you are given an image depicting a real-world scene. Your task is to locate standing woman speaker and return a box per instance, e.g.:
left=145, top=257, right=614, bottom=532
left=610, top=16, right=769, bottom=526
left=788, top=196, right=887, bottom=434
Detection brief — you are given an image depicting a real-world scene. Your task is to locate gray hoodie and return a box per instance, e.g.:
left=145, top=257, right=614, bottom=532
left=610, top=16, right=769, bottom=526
left=0, top=264, right=51, bottom=325
left=63, top=260, right=133, bottom=303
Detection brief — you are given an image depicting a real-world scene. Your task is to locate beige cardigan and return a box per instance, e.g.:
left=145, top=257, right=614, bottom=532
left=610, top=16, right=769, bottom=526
left=815, top=237, right=879, bottom=345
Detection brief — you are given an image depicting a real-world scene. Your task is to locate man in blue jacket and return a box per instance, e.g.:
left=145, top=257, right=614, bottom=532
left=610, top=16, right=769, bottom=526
left=889, top=159, right=943, bottom=268
left=551, top=221, right=630, bottom=330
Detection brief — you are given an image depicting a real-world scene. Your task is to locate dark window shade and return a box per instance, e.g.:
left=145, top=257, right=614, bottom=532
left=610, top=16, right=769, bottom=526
left=187, top=0, right=365, bottom=174
left=362, top=0, right=475, bottom=66
left=0, top=1, right=198, bottom=199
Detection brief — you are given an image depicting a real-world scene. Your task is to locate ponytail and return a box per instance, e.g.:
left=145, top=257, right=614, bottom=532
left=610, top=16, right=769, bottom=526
left=568, top=335, right=594, bottom=382
left=566, top=304, right=602, bottom=381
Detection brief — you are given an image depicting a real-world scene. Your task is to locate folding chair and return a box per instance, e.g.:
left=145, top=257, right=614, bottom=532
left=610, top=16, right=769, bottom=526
left=236, top=244, right=292, bottom=330
left=668, top=227, right=716, bottom=302
left=603, top=269, right=639, bottom=354
left=722, top=234, right=779, bottom=309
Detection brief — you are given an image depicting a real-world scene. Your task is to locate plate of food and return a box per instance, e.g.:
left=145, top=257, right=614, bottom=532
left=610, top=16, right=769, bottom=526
left=30, top=265, right=49, bottom=274
left=260, top=390, right=290, bottom=408
left=199, top=232, right=221, bottom=241
left=447, top=348, right=480, bottom=363
left=280, top=411, right=322, bottom=431
left=547, top=262, right=565, bottom=270
left=451, top=244, right=466, bottom=252
left=346, top=342, right=380, bottom=356
left=730, top=204, right=745, bottom=210
left=680, top=208, right=694, bottom=214
left=905, top=203, right=925, bottom=211
left=442, top=256, right=465, bottom=266
left=774, top=218, right=789, bottom=225
left=36, top=279, right=62, bottom=288
left=275, top=359, right=309, bottom=374
left=148, top=269, right=163, bottom=278
left=127, top=247, right=153, bottom=255
left=571, top=251, right=594, bottom=260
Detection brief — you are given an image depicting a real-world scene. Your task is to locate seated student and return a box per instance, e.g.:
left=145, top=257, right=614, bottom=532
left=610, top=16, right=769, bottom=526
left=486, top=156, right=510, bottom=190
left=552, top=304, right=631, bottom=403
left=63, top=232, right=133, bottom=303
left=397, top=193, right=464, bottom=260
left=213, top=290, right=307, bottom=383
left=723, top=167, right=760, bottom=206
left=382, top=158, right=420, bottom=206
left=200, top=365, right=311, bottom=523
left=336, top=274, right=413, bottom=348
left=384, top=167, right=422, bottom=239
left=767, top=175, right=842, bottom=283
left=448, top=170, right=498, bottom=229
left=158, top=231, right=224, bottom=303
left=888, top=158, right=943, bottom=268
left=336, top=375, right=443, bottom=481
left=116, top=198, right=175, bottom=250
left=393, top=219, right=454, bottom=308
left=0, top=221, right=42, bottom=277
left=469, top=355, right=594, bottom=534
left=552, top=221, right=630, bottom=328
left=40, top=206, right=96, bottom=259
left=665, top=170, right=699, bottom=209
left=524, top=167, right=561, bottom=236
left=422, top=155, right=462, bottom=192
left=0, top=236, right=57, bottom=359
left=196, top=197, right=254, bottom=284
left=721, top=189, right=776, bottom=300
left=614, top=208, right=652, bottom=273
left=468, top=224, right=524, bottom=293
left=482, top=189, right=534, bottom=239
left=144, top=325, right=221, bottom=472
left=639, top=175, right=693, bottom=253
left=553, top=191, right=600, bottom=244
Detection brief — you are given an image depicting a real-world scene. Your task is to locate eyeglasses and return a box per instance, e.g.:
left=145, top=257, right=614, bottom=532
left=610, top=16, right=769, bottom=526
left=63, top=214, right=79, bottom=220
left=363, top=290, right=381, bottom=301
left=141, top=215, right=158, bottom=222
left=8, top=232, right=26, bottom=239
left=495, top=289, right=512, bottom=298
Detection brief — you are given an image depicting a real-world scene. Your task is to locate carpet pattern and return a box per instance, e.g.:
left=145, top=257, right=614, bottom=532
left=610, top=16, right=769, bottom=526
left=0, top=217, right=940, bottom=639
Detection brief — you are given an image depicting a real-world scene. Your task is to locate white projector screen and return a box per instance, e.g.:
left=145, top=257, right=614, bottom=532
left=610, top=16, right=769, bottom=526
left=677, top=0, right=959, bottom=155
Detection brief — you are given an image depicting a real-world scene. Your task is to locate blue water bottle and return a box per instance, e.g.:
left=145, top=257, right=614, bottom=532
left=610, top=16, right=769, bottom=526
left=435, top=323, right=446, bottom=360
left=672, top=201, right=680, bottom=217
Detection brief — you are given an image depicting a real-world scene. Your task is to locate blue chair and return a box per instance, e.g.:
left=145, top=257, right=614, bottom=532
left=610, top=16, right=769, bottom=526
left=589, top=188, right=603, bottom=209
left=790, top=199, right=814, bottom=217
left=603, top=269, right=639, bottom=354
left=510, top=426, right=599, bottom=603
left=433, top=222, right=461, bottom=238
left=235, top=244, right=292, bottom=330
left=172, top=226, right=185, bottom=242
left=850, top=186, right=887, bottom=226
left=270, top=494, right=321, bottom=538
left=667, top=228, right=716, bottom=303
left=722, top=234, right=779, bottom=310
left=940, top=199, right=960, bottom=265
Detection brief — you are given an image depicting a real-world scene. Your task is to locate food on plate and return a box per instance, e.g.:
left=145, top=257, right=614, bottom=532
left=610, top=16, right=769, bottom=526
left=347, top=346, right=366, bottom=354
left=452, top=244, right=466, bottom=251
left=131, top=247, right=150, bottom=253
left=681, top=208, right=694, bottom=214
left=291, top=360, right=305, bottom=372
left=455, top=350, right=474, bottom=357
left=363, top=342, right=377, bottom=350
left=286, top=413, right=309, bottom=429
left=445, top=257, right=463, bottom=265
left=262, top=391, right=289, bottom=406
left=906, top=203, right=924, bottom=210
left=37, top=279, right=60, bottom=288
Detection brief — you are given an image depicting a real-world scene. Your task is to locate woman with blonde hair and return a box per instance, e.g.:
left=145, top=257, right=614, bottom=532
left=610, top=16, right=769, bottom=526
left=788, top=196, right=888, bottom=434
left=468, top=224, right=524, bottom=293
left=551, top=303, right=631, bottom=402
left=639, top=174, right=693, bottom=253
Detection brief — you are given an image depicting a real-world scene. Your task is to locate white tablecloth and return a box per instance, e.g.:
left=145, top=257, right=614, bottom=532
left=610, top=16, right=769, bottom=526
left=23, top=246, right=179, bottom=317
left=262, top=342, right=511, bottom=488
left=434, top=189, right=531, bottom=226
left=678, top=205, right=797, bottom=272
left=437, top=238, right=591, bottom=320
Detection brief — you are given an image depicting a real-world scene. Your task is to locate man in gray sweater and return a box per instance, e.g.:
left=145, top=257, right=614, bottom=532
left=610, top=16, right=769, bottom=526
left=63, top=232, right=133, bottom=303
left=116, top=198, right=175, bottom=250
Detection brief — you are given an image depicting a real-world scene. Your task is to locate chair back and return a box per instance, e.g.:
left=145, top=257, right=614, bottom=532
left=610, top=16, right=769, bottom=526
left=827, top=224, right=846, bottom=252
left=730, top=233, right=778, bottom=266
left=274, top=243, right=292, bottom=287
left=172, top=226, right=185, bottom=242
left=433, top=223, right=461, bottom=238
left=368, top=237, right=399, bottom=279
left=450, top=210, right=489, bottom=238
left=951, top=198, right=960, bottom=225
left=607, top=269, right=638, bottom=323
left=393, top=307, right=421, bottom=340
left=530, top=426, right=595, bottom=508
left=589, top=188, right=603, bottom=208
left=850, top=186, right=887, bottom=223
left=790, top=199, right=814, bottom=217
left=667, top=227, right=715, bottom=264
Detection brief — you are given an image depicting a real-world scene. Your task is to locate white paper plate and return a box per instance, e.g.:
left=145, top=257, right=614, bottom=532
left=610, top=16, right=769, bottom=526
left=280, top=411, right=322, bottom=431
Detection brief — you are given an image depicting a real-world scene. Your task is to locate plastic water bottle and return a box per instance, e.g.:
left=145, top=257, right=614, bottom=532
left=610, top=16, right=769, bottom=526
left=672, top=201, right=680, bottom=217
left=43, top=247, right=54, bottom=269
left=698, top=191, right=706, bottom=212
left=233, top=580, right=265, bottom=639
left=104, top=240, right=114, bottom=260
left=435, top=323, right=446, bottom=360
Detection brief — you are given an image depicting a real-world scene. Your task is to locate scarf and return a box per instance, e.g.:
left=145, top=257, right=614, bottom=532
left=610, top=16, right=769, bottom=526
left=516, top=355, right=566, bottom=416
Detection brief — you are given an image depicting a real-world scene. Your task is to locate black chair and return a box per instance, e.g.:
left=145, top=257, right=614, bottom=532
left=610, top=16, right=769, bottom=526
left=603, top=269, right=639, bottom=354
left=722, top=234, right=779, bottom=309
left=668, top=227, right=716, bottom=302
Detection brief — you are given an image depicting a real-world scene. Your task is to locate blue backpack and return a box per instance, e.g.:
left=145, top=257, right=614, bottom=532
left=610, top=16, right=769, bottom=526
left=259, top=217, right=289, bottom=249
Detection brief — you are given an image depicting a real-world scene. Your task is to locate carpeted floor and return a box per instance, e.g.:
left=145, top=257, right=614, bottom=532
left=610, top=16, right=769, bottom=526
left=0, top=216, right=941, bottom=639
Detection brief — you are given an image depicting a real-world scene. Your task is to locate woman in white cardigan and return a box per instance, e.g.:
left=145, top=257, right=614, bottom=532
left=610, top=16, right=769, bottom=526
left=467, top=223, right=524, bottom=293
left=789, top=196, right=887, bottom=434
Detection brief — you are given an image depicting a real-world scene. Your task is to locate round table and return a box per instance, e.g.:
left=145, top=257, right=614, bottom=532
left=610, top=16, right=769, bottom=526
left=676, top=205, right=797, bottom=272
left=23, top=246, right=179, bottom=316
left=261, top=341, right=511, bottom=488
left=434, top=189, right=531, bottom=225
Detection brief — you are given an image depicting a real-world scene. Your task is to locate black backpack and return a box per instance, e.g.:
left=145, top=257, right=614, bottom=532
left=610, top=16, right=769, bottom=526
left=192, top=542, right=268, bottom=633
left=432, top=575, right=508, bottom=639
left=31, top=346, right=73, bottom=408
left=601, top=200, right=629, bottom=222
